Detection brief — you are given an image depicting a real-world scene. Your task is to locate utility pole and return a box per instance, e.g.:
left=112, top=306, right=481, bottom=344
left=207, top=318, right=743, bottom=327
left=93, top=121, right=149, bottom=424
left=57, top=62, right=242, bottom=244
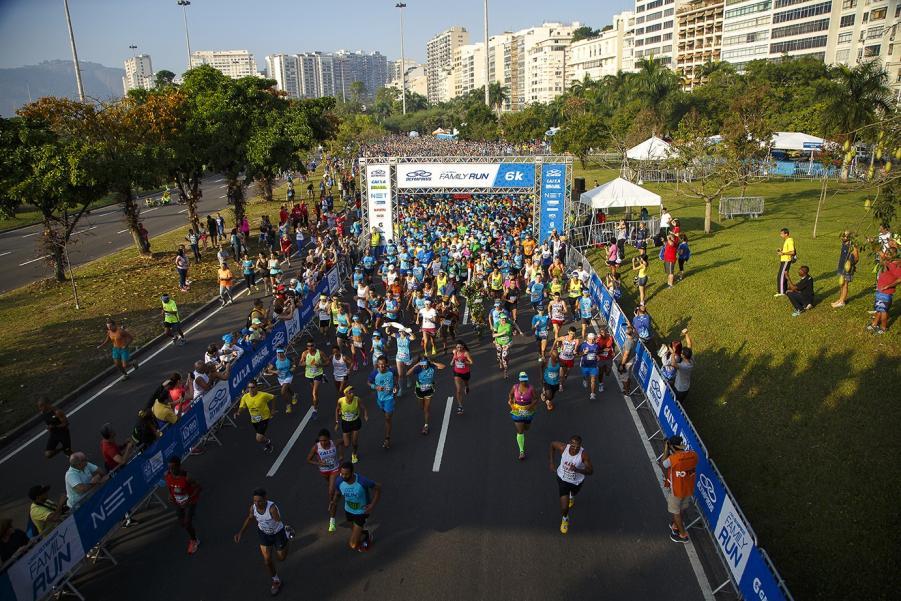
left=63, top=0, right=85, bottom=102
left=396, top=3, right=407, bottom=115
left=483, top=0, right=490, bottom=108
left=177, top=0, right=193, bottom=71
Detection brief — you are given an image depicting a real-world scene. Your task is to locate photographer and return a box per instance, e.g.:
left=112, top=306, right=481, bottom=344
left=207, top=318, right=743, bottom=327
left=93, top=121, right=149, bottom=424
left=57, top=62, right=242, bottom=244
left=658, top=435, right=698, bottom=544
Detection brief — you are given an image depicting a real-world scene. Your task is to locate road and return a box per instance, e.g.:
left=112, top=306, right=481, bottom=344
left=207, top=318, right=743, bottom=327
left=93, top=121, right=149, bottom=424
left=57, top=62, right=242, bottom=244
left=0, top=175, right=231, bottom=294
left=0, top=268, right=707, bottom=600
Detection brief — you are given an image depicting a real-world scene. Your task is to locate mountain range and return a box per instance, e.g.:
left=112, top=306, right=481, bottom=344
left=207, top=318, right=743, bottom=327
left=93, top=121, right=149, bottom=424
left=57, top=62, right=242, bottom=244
left=0, top=60, right=124, bottom=117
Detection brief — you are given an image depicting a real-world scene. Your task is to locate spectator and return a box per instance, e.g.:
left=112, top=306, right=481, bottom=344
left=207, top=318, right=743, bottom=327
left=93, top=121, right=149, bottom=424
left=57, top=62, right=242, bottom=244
left=785, top=265, right=815, bottom=317
left=639, top=206, right=650, bottom=223
left=830, top=231, right=859, bottom=309
left=676, top=234, right=691, bottom=281
left=37, top=397, right=72, bottom=459
left=0, top=519, right=29, bottom=563
left=185, top=229, right=201, bottom=262
left=632, top=305, right=652, bottom=344
left=131, top=409, right=161, bottom=449
left=658, top=207, right=672, bottom=239
left=217, top=244, right=231, bottom=266
left=775, top=227, right=795, bottom=296
left=175, top=246, right=190, bottom=292
left=138, top=222, right=151, bottom=253
left=615, top=220, right=627, bottom=260
left=662, top=234, right=677, bottom=287
left=671, top=329, right=693, bottom=402
left=868, top=247, right=901, bottom=335
left=631, top=255, right=649, bottom=306
left=659, top=435, right=698, bottom=544
left=28, top=485, right=67, bottom=535
left=206, top=214, right=218, bottom=246
left=64, top=452, right=107, bottom=510
left=100, top=424, right=135, bottom=472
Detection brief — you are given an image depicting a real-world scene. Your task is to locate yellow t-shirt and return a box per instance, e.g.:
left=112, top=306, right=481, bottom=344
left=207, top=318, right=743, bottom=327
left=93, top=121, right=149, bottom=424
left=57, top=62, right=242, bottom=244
left=152, top=400, right=178, bottom=424
left=240, top=392, right=273, bottom=422
left=339, top=395, right=360, bottom=422
left=780, top=238, right=795, bottom=262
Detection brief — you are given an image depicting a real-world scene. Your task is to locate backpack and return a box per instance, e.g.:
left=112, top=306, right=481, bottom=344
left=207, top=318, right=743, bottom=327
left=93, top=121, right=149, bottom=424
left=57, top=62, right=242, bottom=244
left=668, top=450, right=699, bottom=498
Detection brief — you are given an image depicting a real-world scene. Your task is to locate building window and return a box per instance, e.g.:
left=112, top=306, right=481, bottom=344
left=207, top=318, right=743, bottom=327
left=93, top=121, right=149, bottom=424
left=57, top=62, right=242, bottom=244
left=773, top=2, right=832, bottom=24
left=723, top=15, right=772, bottom=32
left=770, top=35, right=828, bottom=54
left=724, top=30, right=770, bottom=45
left=841, top=0, right=856, bottom=7
left=774, top=0, right=815, bottom=7
left=725, top=1, right=772, bottom=20
left=771, top=18, right=830, bottom=38
left=864, top=44, right=881, bottom=57
left=836, top=48, right=851, bottom=63
left=838, top=31, right=853, bottom=43
left=722, top=44, right=769, bottom=59
left=869, top=7, right=887, bottom=20
left=868, top=26, right=885, bottom=39
left=840, top=14, right=855, bottom=27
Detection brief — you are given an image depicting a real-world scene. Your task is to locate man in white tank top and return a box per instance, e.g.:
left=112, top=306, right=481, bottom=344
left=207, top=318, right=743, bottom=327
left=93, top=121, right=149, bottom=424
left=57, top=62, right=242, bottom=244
left=234, top=488, right=292, bottom=596
left=548, top=436, right=594, bottom=535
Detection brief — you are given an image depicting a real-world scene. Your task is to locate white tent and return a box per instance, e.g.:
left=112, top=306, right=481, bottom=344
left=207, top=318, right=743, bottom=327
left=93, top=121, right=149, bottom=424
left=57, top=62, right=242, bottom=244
left=580, top=177, right=662, bottom=209
left=771, top=132, right=828, bottom=152
left=626, top=136, right=675, bottom=161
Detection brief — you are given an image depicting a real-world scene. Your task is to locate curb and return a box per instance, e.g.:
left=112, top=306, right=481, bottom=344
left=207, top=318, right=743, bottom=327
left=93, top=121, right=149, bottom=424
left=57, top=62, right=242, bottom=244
left=0, top=292, right=224, bottom=452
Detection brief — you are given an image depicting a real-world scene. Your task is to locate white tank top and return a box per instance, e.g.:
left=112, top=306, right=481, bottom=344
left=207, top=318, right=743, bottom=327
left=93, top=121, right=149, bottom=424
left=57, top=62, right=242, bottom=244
left=253, top=500, right=284, bottom=534
left=316, top=442, right=339, bottom=472
left=557, top=445, right=587, bottom=485
left=332, top=355, right=348, bottom=378
left=559, top=339, right=577, bottom=360
left=550, top=302, right=565, bottom=320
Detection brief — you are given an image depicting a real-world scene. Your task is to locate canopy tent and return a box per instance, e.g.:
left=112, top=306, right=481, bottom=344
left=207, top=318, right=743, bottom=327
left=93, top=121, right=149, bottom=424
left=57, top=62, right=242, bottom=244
left=579, top=177, right=662, bottom=209
left=626, top=136, right=675, bottom=161
left=770, top=132, right=828, bottom=152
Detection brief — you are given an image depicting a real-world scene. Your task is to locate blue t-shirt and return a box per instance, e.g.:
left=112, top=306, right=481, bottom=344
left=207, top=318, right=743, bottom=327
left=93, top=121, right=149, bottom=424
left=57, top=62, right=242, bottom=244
left=413, top=365, right=437, bottom=387
left=529, top=282, right=545, bottom=303
left=395, top=337, right=411, bottom=362
left=632, top=314, right=651, bottom=340
left=336, top=475, right=376, bottom=515
left=336, top=314, right=350, bottom=334
left=242, top=259, right=254, bottom=275
left=531, top=314, right=549, bottom=337
left=275, top=357, right=291, bottom=379
left=363, top=255, right=375, bottom=269
left=368, top=368, right=397, bottom=402
left=579, top=342, right=599, bottom=367
left=578, top=297, right=593, bottom=319
left=544, top=361, right=561, bottom=385
left=411, top=265, right=425, bottom=282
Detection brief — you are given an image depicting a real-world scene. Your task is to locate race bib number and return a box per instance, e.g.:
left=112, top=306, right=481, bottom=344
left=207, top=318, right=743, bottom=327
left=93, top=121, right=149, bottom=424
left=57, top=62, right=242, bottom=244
left=586, top=353, right=597, bottom=361
left=251, top=414, right=263, bottom=423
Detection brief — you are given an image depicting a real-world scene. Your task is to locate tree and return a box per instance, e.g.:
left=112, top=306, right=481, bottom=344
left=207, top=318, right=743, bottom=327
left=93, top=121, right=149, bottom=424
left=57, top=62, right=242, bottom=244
left=154, top=70, right=176, bottom=89
left=246, top=100, right=315, bottom=202
left=553, top=97, right=609, bottom=166
left=631, top=58, right=681, bottom=129
left=500, top=103, right=552, bottom=143
left=0, top=102, right=107, bottom=282
left=487, top=82, right=510, bottom=114
left=570, top=26, right=600, bottom=43
left=330, top=113, right=385, bottom=158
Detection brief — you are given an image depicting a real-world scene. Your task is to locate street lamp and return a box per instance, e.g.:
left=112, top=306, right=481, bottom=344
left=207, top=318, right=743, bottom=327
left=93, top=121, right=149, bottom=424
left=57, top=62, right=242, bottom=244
left=177, top=0, right=192, bottom=71
left=63, top=0, right=85, bottom=102
left=129, top=44, right=138, bottom=57
left=396, top=2, right=407, bottom=115
left=483, top=0, right=490, bottom=108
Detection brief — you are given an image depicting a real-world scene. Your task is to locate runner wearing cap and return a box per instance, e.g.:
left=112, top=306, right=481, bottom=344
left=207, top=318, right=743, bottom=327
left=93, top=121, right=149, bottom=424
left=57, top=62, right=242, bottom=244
left=331, top=462, right=381, bottom=552
left=335, top=386, right=367, bottom=464
left=300, top=341, right=327, bottom=419
left=233, top=488, right=291, bottom=596
left=349, top=315, right=369, bottom=371
left=509, top=371, right=539, bottom=460
left=316, top=294, right=331, bottom=337
left=368, top=356, right=398, bottom=449
left=492, top=313, right=514, bottom=379
left=577, top=289, right=595, bottom=339
left=531, top=305, right=551, bottom=363
left=306, top=428, right=343, bottom=533
left=579, top=332, right=600, bottom=400
left=451, top=341, right=473, bottom=415
left=410, top=357, right=446, bottom=435
left=161, top=294, right=186, bottom=345
left=541, top=350, right=562, bottom=410
left=265, top=349, right=297, bottom=415
left=233, top=380, right=274, bottom=453
left=554, top=328, right=580, bottom=391
left=330, top=345, right=351, bottom=395
left=437, top=297, right=458, bottom=354
left=549, top=435, right=594, bottom=534
left=391, top=325, right=415, bottom=396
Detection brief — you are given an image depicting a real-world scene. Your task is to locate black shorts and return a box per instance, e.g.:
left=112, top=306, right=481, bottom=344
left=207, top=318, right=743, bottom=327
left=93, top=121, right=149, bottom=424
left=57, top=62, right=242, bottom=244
left=46, top=428, right=72, bottom=452
left=582, top=317, right=592, bottom=325
left=415, top=385, right=434, bottom=399
left=341, top=418, right=362, bottom=433
left=345, top=511, right=369, bottom=527
left=319, top=319, right=331, bottom=328
left=164, top=321, right=181, bottom=330
left=557, top=476, right=583, bottom=498
left=252, top=419, right=270, bottom=435
left=174, top=503, right=197, bottom=524
left=454, top=371, right=470, bottom=381
left=257, top=528, right=289, bottom=549
left=337, top=331, right=349, bottom=340
left=543, top=382, right=560, bottom=396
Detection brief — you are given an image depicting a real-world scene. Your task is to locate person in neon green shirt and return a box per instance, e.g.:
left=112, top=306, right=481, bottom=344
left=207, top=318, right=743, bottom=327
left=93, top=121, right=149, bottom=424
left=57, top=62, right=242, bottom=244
left=493, top=313, right=514, bottom=379
left=775, top=227, right=795, bottom=295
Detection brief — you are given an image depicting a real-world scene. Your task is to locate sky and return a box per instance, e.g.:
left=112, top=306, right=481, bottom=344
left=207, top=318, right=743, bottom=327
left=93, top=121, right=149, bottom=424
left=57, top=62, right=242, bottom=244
left=0, top=0, right=631, bottom=74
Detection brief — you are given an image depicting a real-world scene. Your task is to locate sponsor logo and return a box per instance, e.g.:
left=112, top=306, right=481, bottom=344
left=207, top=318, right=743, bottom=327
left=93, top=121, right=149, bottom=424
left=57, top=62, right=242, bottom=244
left=439, top=171, right=490, bottom=181
left=752, top=578, right=771, bottom=601
left=370, top=184, right=387, bottom=190
left=503, top=171, right=525, bottom=181
left=17, top=519, right=85, bottom=599
left=180, top=414, right=201, bottom=448
left=405, top=169, right=432, bottom=181
left=375, top=200, right=387, bottom=205
left=649, top=378, right=664, bottom=404
left=638, top=358, right=649, bottom=382
left=270, top=330, right=286, bottom=351
left=698, top=472, right=717, bottom=513
left=547, top=200, right=560, bottom=206
left=546, top=168, right=562, bottom=177
left=90, top=475, right=136, bottom=528
left=371, top=168, right=386, bottom=177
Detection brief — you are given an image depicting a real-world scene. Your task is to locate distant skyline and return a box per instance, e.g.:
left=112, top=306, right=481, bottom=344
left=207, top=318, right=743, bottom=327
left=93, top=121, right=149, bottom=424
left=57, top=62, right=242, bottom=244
left=0, top=0, right=630, bottom=75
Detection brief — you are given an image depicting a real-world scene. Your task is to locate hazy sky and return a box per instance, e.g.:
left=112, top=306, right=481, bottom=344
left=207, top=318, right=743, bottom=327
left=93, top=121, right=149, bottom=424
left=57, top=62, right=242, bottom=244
left=0, top=0, right=631, bottom=73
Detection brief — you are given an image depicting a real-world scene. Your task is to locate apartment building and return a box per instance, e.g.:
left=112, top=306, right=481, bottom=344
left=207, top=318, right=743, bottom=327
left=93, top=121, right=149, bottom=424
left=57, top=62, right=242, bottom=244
left=506, top=22, right=583, bottom=110
left=633, top=0, right=681, bottom=65
left=675, top=0, right=725, bottom=87
left=390, top=59, right=419, bottom=83
left=190, top=50, right=258, bottom=78
left=123, top=54, right=154, bottom=93
left=388, top=65, right=428, bottom=97
left=567, top=12, right=634, bottom=83
left=265, top=54, right=300, bottom=98
left=427, top=26, right=470, bottom=103
left=454, top=42, right=487, bottom=97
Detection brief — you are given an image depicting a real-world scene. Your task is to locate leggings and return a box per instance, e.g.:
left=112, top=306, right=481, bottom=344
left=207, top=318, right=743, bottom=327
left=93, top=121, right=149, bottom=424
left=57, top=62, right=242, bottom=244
left=177, top=268, right=188, bottom=289
left=244, top=272, right=256, bottom=288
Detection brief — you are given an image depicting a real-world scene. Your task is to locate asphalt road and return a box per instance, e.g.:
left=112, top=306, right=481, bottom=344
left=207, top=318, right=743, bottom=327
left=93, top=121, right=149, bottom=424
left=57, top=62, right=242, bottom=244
left=0, top=267, right=706, bottom=601
left=0, top=175, right=231, bottom=294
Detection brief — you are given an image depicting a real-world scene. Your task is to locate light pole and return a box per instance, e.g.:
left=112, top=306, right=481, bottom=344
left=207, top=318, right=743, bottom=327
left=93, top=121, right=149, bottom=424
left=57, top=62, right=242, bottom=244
left=483, top=0, right=490, bottom=108
left=63, top=0, right=85, bottom=102
left=177, top=0, right=192, bottom=71
left=129, top=44, right=138, bottom=57
left=396, top=2, right=407, bottom=115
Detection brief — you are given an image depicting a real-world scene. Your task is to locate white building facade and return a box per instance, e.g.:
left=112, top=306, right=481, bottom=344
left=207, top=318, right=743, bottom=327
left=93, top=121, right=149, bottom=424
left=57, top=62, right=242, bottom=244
left=633, top=0, right=680, bottom=66
left=567, top=12, right=634, bottom=83
left=427, top=26, right=470, bottom=103
left=190, top=50, right=258, bottom=78
left=123, top=54, right=154, bottom=93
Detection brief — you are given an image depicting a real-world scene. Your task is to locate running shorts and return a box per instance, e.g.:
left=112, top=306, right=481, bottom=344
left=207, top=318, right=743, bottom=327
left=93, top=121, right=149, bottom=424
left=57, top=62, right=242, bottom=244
left=252, top=419, right=270, bottom=435
left=345, top=511, right=369, bottom=527
left=415, top=385, right=434, bottom=399
left=257, top=528, right=289, bottom=549
left=111, top=347, right=130, bottom=362
left=581, top=366, right=599, bottom=378
left=557, top=476, right=583, bottom=498
left=341, top=418, right=362, bottom=433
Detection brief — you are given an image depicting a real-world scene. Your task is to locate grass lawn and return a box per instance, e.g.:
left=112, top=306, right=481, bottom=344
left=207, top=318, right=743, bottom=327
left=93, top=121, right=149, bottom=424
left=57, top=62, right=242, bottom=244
left=574, top=164, right=900, bottom=600
left=0, top=174, right=329, bottom=434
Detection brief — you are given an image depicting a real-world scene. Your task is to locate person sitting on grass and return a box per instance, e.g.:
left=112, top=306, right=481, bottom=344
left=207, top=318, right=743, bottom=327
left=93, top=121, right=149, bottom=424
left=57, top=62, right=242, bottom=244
left=785, top=265, right=814, bottom=317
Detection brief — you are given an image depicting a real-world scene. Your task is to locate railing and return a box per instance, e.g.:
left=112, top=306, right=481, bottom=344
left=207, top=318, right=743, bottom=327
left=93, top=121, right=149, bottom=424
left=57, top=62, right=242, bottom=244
left=719, top=196, right=764, bottom=219
left=568, top=217, right=660, bottom=251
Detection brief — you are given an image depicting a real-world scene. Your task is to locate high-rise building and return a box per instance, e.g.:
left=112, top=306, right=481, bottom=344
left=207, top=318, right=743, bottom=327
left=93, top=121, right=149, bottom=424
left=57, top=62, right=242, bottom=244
left=632, top=0, right=681, bottom=66
left=427, top=26, right=470, bottom=103
left=388, top=65, right=428, bottom=97
left=674, top=0, right=724, bottom=88
left=190, top=50, right=258, bottom=78
left=567, top=12, right=635, bottom=83
left=390, top=59, right=419, bottom=83
left=454, top=42, right=487, bottom=98
left=123, top=54, right=154, bottom=93
left=265, top=54, right=300, bottom=98
left=507, top=22, right=583, bottom=110
left=334, top=50, right=389, bottom=100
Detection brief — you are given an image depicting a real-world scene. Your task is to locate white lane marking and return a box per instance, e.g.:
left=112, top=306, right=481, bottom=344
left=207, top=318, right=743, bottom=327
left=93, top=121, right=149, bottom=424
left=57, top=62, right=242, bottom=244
left=21, top=231, right=39, bottom=238
left=432, top=396, right=454, bottom=472
left=178, top=209, right=187, bottom=214
left=143, top=207, right=160, bottom=214
left=217, top=194, right=226, bottom=199
left=0, top=288, right=249, bottom=466
left=0, top=251, right=12, bottom=258
left=71, top=226, right=97, bottom=237
left=266, top=406, right=314, bottom=477
left=217, top=184, right=227, bottom=188
left=117, top=229, right=129, bottom=234
left=19, top=255, right=49, bottom=266
left=94, top=211, right=115, bottom=217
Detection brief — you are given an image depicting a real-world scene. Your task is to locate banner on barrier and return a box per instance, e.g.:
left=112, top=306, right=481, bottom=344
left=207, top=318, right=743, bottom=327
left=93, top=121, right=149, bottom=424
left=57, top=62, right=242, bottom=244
left=201, top=380, right=232, bottom=429
left=395, top=163, right=535, bottom=189
left=539, top=164, right=566, bottom=241
left=4, top=515, right=84, bottom=601
left=365, top=165, right=394, bottom=238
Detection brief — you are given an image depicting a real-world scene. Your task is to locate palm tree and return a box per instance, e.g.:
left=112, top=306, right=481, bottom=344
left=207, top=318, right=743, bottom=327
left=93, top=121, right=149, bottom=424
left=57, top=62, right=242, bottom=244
left=631, top=58, right=680, bottom=128
left=488, top=82, right=510, bottom=115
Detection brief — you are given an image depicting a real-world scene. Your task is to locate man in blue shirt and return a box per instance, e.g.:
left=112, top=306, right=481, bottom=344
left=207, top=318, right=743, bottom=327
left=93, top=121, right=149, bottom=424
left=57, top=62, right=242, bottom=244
left=331, top=462, right=381, bottom=552
left=578, top=332, right=600, bottom=401
left=529, top=275, right=546, bottom=312
left=531, top=305, right=550, bottom=362
left=368, top=356, right=398, bottom=449
left=632, top=304, right=652, bottom=343
left=577, top=290, right=594, bottom=339
left=362, top=253, right=376, bottom=283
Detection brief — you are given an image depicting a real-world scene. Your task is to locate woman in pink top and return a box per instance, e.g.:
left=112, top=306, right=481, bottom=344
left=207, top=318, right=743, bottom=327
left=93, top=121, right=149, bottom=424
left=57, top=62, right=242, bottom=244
left=606, top=242, right=619, bottom=276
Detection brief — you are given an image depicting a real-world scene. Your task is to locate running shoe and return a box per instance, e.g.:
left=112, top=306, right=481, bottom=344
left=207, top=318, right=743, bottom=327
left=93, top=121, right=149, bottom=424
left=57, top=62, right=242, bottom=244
left=351, top=453, right=359, bottom=464
left=589, top=393, right=596, bottom=400
left=291, top=395, right=298, bottom=405
left=875, top=328, right=886, bottom=335
left=187, top=539, right=200, bottom=555
left=773, top=293, right=785, bottom=297
left=582, top=378, right=587, bottom=389
left=457, top=405, right=464, bottom=415
left=270, top=578, right=282, bottom=596
left=328, top=519, right=336, bottom=533
left=264, top=443, right=274, bottom=454
left=518, top=451, right=526, bottom=461
left=568, top=495, right=574, bottom=509
left=286, top=404, right=293, bottom=414
left=560, top=519, right=569, bottom=534
left=285, top=526, right=296, bottom=540
left=421, top=424, right=429, bottom=435
left=866, top=324, right=876, bottom=332
left=791, top=310, right=801, bottom=317
left=311, top=409, right=319, bottom=419
left=598, top=383, right=605, bottom=393
left=669, top=524, right=680, bottom=537
left=670, top=532, right=689, bottom=544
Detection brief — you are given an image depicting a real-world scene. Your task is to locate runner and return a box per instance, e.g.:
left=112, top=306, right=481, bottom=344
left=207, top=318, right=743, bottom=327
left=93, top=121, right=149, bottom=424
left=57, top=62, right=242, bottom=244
left=368, top=356, right=398, bottom=449
left=659, top=435, right=698, bottom=543
left=330, top=462, right=381, bottom=552
left=579, top=332, right=600, bottom=401
left=437, top=296, right=459, bottom=353
left=306, top=429, right=342, bottom=533
left=316, top=294, right=331, bottom=337
left=596, top=325, right=615, bottom=393
left=233, top=488, right=291, bottom=596
left=299, top=341, right=326, bottom=418
left=555, top=328, right=580, bottom=390
left=334, top=305, right=351, bottom=354
left=548, top=435, right=594, bottom=534
left=541, top=350, right=562, bottom=411
left=233, top=379, right=274, bottom=453
left=548, top=292, right=569, bottom=340
left=161, top=294, right=186, bottom=346
left=528, top=274, right=546, bottom=313
left=164, top=456, right=200, bottom=554
left=418, top=299, right=439, bottom=356
left=334, top=386, right=367, bottom=464
left=531, top=305, right=551, bottom=363
left=97, top=319, right=139, bottom=378
left=37, top=397, right=72, bottom=459
left=217, top=261, right=235, bottom=306
left=577, top=289, right=594, bottom=339
left=330, top=345, right=351, bottom=395
left=492, top=313, right=514, bottom=379
left=390, top=325, right=415, bottom=396
left=508, top=372, right=539, bottom=460
left=241, top=252, right=259, bottom=293
left=410, top=357, right=446, bottom=435
left=451, top=341, right=473, bottom=415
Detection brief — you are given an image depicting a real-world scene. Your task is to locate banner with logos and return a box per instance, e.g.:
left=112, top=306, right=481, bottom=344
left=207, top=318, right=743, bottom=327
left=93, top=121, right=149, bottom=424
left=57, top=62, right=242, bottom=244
left=538, top=164, right=565, bottom=242
left=3, top=515, right=84, bottom=601
left=395, top=163, right=535, bottom=189
left=365, top=165, right=394, bottom=239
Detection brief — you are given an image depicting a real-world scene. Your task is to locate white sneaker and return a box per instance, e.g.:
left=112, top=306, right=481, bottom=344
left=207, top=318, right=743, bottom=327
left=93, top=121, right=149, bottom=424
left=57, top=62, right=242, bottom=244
left=582, top=379, right=587, bottom=389
left=589, top=393, right=596, bottom=400
left=598, top=383, right=605, bottom=393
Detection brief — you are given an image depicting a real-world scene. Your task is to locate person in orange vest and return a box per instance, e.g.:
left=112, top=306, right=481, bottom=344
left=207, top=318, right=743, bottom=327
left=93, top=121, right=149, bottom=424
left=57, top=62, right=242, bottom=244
left=659, top=435, right=698, bottom=543
left=218, top=262, right=235, bottom=306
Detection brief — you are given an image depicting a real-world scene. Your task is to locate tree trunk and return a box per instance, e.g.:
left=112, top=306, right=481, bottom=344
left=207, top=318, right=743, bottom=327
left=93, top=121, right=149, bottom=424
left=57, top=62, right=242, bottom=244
left=257, top=176, right=273, bottom=202
left=42, top=224, right=66, bottom=282
left=229, top=177, right=246, bottom=227
left=704, top=198, right=712, bottom=234
left=120, top=188, right=149, bottom=256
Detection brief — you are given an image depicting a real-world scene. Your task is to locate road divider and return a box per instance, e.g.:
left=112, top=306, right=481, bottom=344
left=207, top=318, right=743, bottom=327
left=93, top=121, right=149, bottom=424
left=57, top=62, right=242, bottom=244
left=432, top=396, right=454, bottom=472
left=267, top=407, right=315, bottom=477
